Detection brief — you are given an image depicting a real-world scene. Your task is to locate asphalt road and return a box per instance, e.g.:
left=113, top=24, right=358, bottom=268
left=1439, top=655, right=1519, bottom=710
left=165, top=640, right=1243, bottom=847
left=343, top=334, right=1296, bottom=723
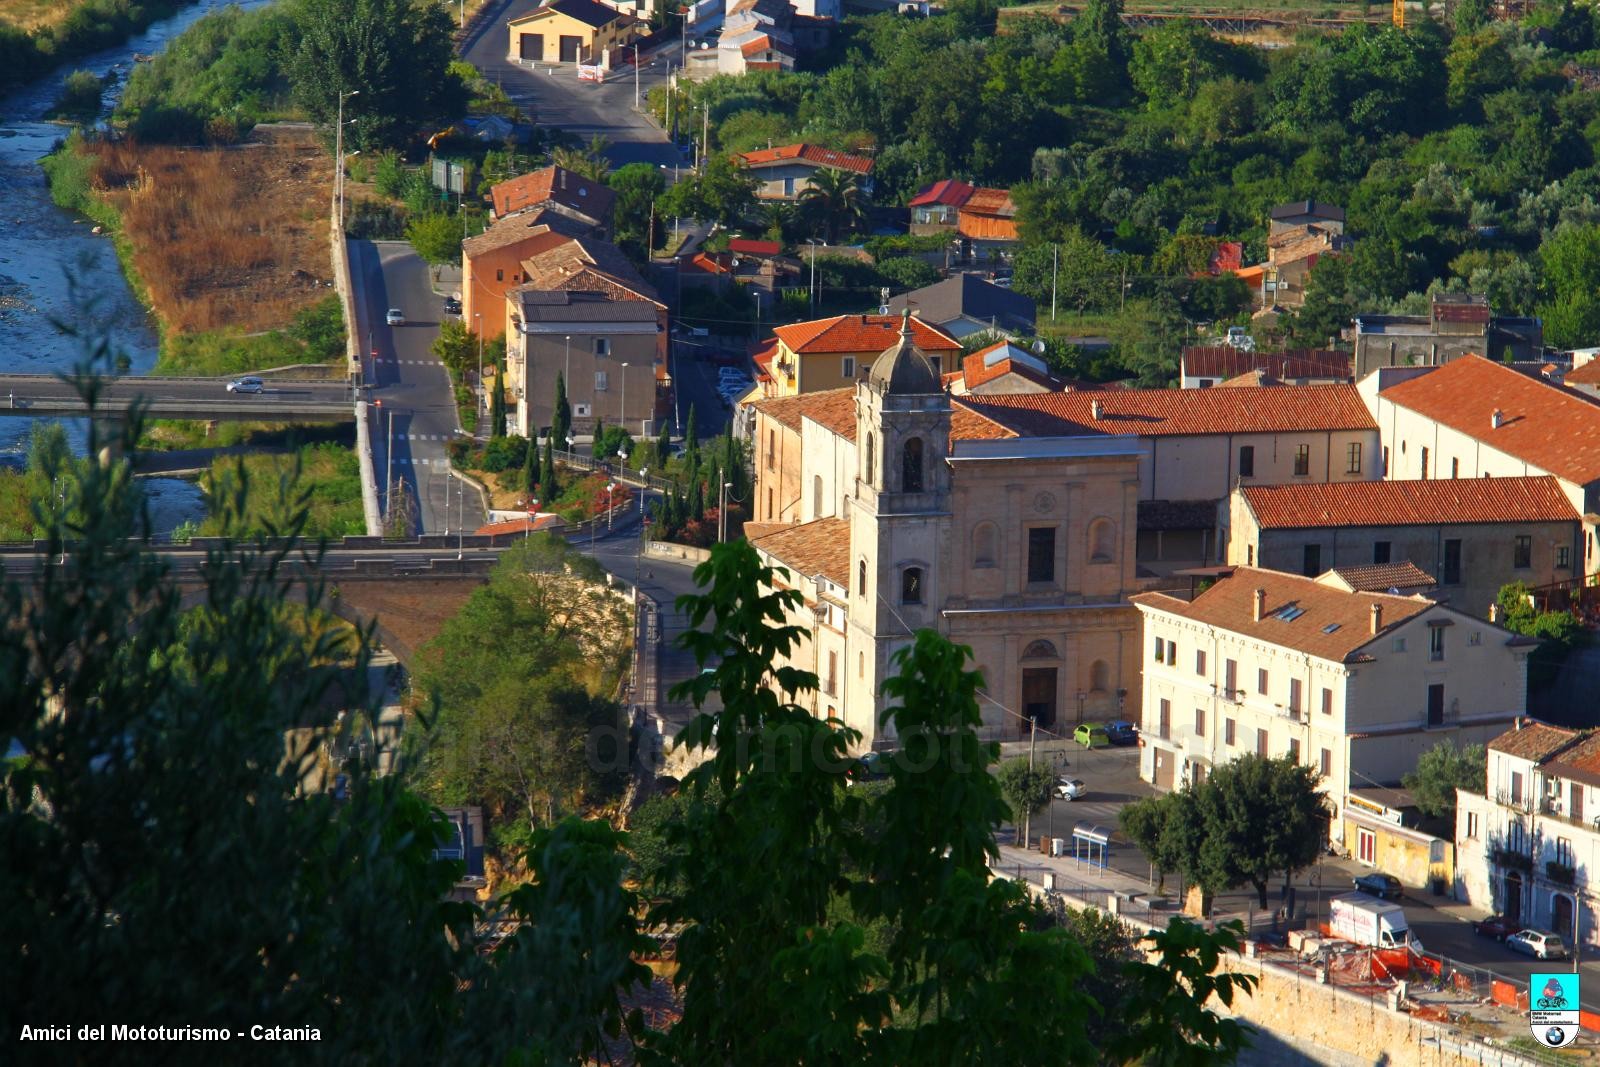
left=0, top=373, right=354, bottom=422
left=461, top=0, right=687, bottom=170
left=351, top=240, right=477, bottom=535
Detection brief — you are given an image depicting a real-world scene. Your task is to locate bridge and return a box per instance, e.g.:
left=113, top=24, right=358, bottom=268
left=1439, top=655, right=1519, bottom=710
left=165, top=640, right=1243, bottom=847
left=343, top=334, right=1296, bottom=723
left=0, top=374, right=357, bottom=423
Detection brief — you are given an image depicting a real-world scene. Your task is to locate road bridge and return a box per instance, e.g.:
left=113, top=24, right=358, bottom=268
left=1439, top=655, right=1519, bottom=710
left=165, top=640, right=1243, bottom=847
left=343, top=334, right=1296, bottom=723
left=0, top=374, right=358, bottom=423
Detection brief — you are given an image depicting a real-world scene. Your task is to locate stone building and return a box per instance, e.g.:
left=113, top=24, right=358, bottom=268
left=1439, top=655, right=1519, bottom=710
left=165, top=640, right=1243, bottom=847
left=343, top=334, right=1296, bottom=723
left=1352, top=295, right=1543, bottom=378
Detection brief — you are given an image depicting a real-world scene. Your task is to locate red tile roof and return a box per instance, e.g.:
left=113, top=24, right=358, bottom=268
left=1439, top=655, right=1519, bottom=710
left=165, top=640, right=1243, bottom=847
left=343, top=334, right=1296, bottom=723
left=1325, top=561, right=1437, bottom=592
left=680, top=252, right=733, bottom=275
left=738, top=143, right=874, bottom=175
left=474, top=514, right=564, bottom=536
left=1381, top=356, right=1600, bottom=485
left=728, top=238, right=782, bottom=256
left=490, top=165, right=614, bottom=222
left=908, top=179, right=974, bottom=208
left=1132, top=566, right=1435, bottom=663
left=959, top=384, right=1376, bottom=438
left=751, top=387, right=1015, bottom=446
left=1240, top=476, right=1578, bottom=530
left=1182, top=347, right=1351, bottom=381
left=1487, top=721, right=1580, bottom=762
left=772, top=314, right=961, bottom=355
left=1209, top=242, right=1244, bottom=274
left=749, top=517, right=852, bottom=586
left=961, top=341, right=1060, bottom=390
left=1565, top=358, right=1600, bottom=386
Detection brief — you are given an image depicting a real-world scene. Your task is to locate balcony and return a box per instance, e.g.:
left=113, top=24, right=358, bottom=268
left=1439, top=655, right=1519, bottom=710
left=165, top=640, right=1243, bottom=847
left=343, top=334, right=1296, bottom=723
left=1538, top=795, right=1600, bottom=833
left=1491, top=846, right=1534, bottom=872
left=1546, top=860, right=1577, bottom=886
left=1495, top=790, right=1534, bottom=814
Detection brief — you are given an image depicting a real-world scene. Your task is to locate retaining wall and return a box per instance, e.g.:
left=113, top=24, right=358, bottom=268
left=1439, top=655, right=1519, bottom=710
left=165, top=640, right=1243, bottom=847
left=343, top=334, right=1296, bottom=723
left=328, top=189, right=381, bottom=535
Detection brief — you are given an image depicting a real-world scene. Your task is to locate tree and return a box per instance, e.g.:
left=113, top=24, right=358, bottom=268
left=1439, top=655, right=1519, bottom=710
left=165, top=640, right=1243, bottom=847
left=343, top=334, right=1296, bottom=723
left=876, top=255, right=940, bottom=290
left=997, top=756, right=1055, bottom=845
left=657, top=419, right=672, bottom=463
left=1538, top=222, right=1600, bottom=348
left=432, top=319, right=474, bottom=377
left=608, top=162, right=666, bottom=249
left=1292, top=253, right=1358, bottom=344
left=684, top=403, right=699, bottom=459
left=405, top=211, right=461, bottom=278
left=661, top=154, right=758, bottom=227
left=591, top=414, right=606, bottom=458
left=541, top=436, right=558, bottom=499
left=799, top=167, right=868, bottom=243
left=552, top=134, right=611, bottom=182
left=489, top=359, right=507, bottom=439
left=551, top=373, right=571, bottom=451
left=1012, top=232, right=1119, bottom=317
left=1403, top=741, right=1487, bottom=824
left=523, top=428, right=539, bottom=496
left=1198, top=755, right=1329, bottom=908
left=1120, top=791, right=1189, bottom=894
left=286, top=0, right=465, bottom=150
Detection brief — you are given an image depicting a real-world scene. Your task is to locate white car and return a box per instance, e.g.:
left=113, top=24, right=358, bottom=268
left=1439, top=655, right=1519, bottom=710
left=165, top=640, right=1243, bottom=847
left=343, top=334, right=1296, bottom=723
left=1506, top=929, right=1569, bottom=960
left=226, top=376, right=264, bottom=394
left=386, top=308, right=405, bottom=326
left=1054, top=777, right=1086, bottom=801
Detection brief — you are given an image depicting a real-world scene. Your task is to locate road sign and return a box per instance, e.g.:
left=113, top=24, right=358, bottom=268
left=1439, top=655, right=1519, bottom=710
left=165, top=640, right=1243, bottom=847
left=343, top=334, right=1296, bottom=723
left=1529, top=972, right=1580, bottom=1048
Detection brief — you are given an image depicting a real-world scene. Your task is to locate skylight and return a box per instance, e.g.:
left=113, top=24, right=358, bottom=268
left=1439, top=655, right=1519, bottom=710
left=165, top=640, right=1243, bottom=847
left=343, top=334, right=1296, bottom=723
left=1275, top=606, right=1306, bottom=622
left=1322, top=623, right=1342, bottom=634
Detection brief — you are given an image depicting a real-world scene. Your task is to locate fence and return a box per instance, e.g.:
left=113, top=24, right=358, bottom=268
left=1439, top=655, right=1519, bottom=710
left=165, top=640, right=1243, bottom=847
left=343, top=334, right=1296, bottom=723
left=552, top=448, right=677, bottom=493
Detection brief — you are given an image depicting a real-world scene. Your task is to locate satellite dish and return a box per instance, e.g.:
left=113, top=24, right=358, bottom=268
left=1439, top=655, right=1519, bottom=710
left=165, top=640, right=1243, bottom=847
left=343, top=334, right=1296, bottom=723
left=1032, top=339, right=1046, bottom=354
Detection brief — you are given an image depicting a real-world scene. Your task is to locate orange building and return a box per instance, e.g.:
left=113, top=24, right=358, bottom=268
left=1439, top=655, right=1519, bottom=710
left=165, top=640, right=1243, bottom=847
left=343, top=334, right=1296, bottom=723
left=461, top=212, right=589, bottom=341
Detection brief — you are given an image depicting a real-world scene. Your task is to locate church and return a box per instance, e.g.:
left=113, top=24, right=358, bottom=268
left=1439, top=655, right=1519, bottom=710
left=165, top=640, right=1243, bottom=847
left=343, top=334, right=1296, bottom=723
left=747, top=314, right=1150, bottom=747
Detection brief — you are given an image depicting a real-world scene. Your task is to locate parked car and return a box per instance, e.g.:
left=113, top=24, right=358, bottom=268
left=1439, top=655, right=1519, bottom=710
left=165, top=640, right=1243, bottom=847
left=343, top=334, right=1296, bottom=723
left=226, top=376, right=264, bottom=394
left=1054, top=777, right=1086, bottom=801
left=1472, top=915, right=1520, bottom=941
left=1104, top=720, right=1137, bottom=746
left=386, top=308, right=405, bottom=326
left=1352, top=872, right=1404, bottom=900
left=1507, top=929, right=1569, bottom=960
left=1073, top=723, right=1110, bottom=749
left=846, top=751, right=893, bottom=787
left=443, top=296, right=461, bottom=315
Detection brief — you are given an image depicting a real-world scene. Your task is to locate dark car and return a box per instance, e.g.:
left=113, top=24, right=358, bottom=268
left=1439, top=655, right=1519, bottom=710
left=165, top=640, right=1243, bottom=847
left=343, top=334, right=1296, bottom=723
left=1353, top=872, right=1404, bottom=900
left=443, top=296, right=462, bottom=315
left=1472, top=914, right=1519, bottom=941
left=1104, top=720, right=1138, bottom=746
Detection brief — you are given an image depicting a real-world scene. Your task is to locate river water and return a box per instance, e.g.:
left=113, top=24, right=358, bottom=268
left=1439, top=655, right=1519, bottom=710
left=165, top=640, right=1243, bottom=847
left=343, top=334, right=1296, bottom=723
left=0, top=0, right=274, bottom=534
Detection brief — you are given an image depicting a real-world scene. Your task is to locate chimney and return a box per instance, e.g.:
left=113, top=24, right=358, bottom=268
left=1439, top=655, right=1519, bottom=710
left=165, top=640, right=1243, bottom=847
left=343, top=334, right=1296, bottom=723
left=1253, top=588, right=1266, bottom=622
left=1491, top=408, right=1503, bottom=430
left=1370, top=603, right=1383, bottom=635
left=1091, top=398, right=1104, bottom=420
left=1489, top=603, right=1501, bottom=623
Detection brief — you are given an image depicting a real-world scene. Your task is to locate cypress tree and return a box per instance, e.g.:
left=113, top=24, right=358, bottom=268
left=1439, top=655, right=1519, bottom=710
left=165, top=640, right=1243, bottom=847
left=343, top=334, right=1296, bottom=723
left=541, top=437, right=557, bottom=498
left=685, top=404, right=698, bottom=460
left=523, top=431, right=538, bottom=496
left=490, top=361, right=507, bottom=439
left=552, top=374, right=571, bottom=451
left=693, top=479, right=706, bottom=523
left=591, top=415, right=606, bottom=459
left=657, top=419, right=671, bottom=463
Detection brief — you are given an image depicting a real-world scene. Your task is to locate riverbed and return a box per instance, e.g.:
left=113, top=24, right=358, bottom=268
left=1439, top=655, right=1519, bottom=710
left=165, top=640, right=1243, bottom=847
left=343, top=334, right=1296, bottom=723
left=0, top=0, right=274, bottom=535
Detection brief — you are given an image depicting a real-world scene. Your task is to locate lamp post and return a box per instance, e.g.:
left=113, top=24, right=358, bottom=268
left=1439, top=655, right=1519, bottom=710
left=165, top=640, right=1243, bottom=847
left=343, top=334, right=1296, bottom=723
left=719, top=480, right=732, bottom=542
left=564, top=334, right=572, bottom=390
left=635, top=468, right=648, bottom=587
left=634, top=43, right=641, bottom=110
left=526, top=498, right=538, bottom=543
left=335, top=90, right=359, bottom=229
left=620, top=361, right=629, bottom=433
left=806, top=238, right=820, bottom=315
left=607, top=481, right=617, bottom=530
left=456, top=475, right=465, bottom=560
left=341, top=148, right=360, bottom=229
left=475, top=313, right=484, bottom=425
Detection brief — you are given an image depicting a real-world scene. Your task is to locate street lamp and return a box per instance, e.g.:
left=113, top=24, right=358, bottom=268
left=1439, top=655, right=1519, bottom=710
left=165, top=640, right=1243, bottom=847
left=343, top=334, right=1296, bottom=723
left=718, top=480, right=733, bottom=543
left=341, top=148, right=360, bottom=228
left=374, top=398, right=392, bottom=519
left=475, top=313, right=484, bottom=426
left=335, top=90, right=359, bottom=229
left=526, top=498, right=539, bottom=543
left=635, top=468, right=648, bottom=587
left=607, top=481, right=618, bottom=530
left=806, top=238, right=821, bottom=315
left=564, top=334, right=572, bottom=391
left=619, top=361, right=628, bottom=433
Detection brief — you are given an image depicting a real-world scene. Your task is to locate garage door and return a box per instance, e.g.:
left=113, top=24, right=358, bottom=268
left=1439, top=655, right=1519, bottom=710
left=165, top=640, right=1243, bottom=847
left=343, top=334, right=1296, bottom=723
left=1153, top=749, right=1174, bottom=790
left=519, top=33, right=544, bottom=61
left=559, top=34, right=582, bottom=62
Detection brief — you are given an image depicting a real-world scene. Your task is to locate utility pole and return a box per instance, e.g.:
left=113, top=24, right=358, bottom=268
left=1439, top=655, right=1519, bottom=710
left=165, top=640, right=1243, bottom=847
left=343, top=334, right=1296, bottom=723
left=335, top=89, right=359, bottom=230
left=1120, top=258, right=1129, bottom=315
left=634, top=44, right=641, bottom=110
left=456, top=476, right=465, bottom=560
left=475, top=314, right=484, bottom=427
left=718, top=480, right=732, bottom=542
left=1051, top=243, right=1058, bottom=322
left=1024, top=714, right=1038, bottom=849
left=701, top=104, right=710, bottom=173
left=620, top=361, right=629, bottom=433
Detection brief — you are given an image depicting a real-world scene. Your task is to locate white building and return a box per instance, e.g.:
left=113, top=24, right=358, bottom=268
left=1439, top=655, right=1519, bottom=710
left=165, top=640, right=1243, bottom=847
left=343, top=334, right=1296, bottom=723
left=1456, top=722, right=1600, bottom=952
left=1132, top=566, right=1533, bottom=842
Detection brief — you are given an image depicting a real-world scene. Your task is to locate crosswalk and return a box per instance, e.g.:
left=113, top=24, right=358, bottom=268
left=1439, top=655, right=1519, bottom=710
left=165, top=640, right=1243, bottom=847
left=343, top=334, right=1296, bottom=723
left=398, top=433, right=449, bottom=441
left=390, top=457, right=451, bottom=468
left=376, top=359, right=444, bottom=367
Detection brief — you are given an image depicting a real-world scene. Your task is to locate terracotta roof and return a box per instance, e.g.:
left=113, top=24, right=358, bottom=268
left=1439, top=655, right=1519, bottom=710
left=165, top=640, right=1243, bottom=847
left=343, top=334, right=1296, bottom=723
left=462, top=214, right=584, bottom=259
left=1240, top=476, right=1578, bottom=530
left=961, top=342, right=1059, bottom=390
left=950, top=403, right=1017, bottom=441
left=1487, top=721, right=1580, bottom=762
left=1216, top=370, right=1280, bottom=387
left=961, top=187, right=1013, bottom=217
left=1131, top=566, right=1434, bottom=663
left=521, top=235, right=660, bottom=304
left=772, top=314, right=960, bottom=356
left=728, top=238, right=782, bottom=256
left=1182, top=347, right=1351, bottom=381
left=796, top=387, right=857, bottom=440
left=1325, top=561, right=1438, bottom=592
left=1380, top=356, right=1600, bottom=485
left=959, top=384, right=1376, bottom=438
left=749, top=392, right=810, bottom=432
left=490, top=165, right=615, bottom=222
left=680, top=252, right=733, bottom=275
left=755, top=387, right=1015, bottom=446
left=738, top=143, right=874, bottom=175
left=908, top=179, right=975, bottom=208
left=1210, top=242, right=1243, bottom=274
left=1543, top=732, right=1600, bottom=787
left=1565, top=359, right=1600, bottom=386
left=474, top=514, right=563, bottom=536
left=750, top=517, right=852, bottom=586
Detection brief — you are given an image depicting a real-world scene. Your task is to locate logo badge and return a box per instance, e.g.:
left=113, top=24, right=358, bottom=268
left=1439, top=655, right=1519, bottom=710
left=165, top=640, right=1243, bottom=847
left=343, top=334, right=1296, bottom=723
left=1530, top=972, right=1580, bottom=1048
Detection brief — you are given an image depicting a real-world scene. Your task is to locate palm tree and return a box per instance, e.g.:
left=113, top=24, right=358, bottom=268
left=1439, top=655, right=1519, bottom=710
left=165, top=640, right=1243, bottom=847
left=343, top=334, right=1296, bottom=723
left=760, top=201, right=797, bottom=244
left=798, top=168, right=867, bottom=244
left=551, top=134, right=612, bottom=182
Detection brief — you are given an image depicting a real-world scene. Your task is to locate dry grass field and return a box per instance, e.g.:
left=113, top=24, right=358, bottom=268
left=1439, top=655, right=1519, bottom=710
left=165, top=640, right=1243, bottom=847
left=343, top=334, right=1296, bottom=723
left=81, top=132, right=333, bottom=336
left=0, top=0, right=77, bottom=33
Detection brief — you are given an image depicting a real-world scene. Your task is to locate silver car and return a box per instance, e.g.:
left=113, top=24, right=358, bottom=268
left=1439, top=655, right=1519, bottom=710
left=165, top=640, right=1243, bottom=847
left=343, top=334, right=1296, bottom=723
left=1506, top=929, right=1568, bottom=960
left=226, top=376, right=264, bottom=394
left=386, top=308, right=405, bottom=326
left=1054, top=777, right=1086, bottom=801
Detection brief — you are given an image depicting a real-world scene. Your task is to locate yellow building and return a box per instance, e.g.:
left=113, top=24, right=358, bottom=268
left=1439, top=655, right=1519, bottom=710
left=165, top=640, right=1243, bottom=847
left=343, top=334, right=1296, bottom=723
left=753, top=313, right=962, bottom=398
left=507, top=0, right=643, bottom=65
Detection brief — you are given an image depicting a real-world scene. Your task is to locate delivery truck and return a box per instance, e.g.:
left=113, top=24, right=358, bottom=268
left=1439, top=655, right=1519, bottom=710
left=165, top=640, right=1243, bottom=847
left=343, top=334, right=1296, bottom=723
left=1328, top=893, right=1424, bottom=952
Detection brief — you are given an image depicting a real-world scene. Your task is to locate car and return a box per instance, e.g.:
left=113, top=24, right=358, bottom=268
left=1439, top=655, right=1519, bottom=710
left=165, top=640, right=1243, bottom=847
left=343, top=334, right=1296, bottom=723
left=386, top=308, right=405, bottom=326
left=1073, top=723, right=1111, bottom=749
left=1507, top=929, right=1569, bottom=960
left=1104, top=720, right=1137, bottom=746
left=847, top=751, right=893, bottom=787
left=1352, top=872, right=1404, bottom=900
left=1054, top=777, right=1086, bottom=801
left=226, top=376, right=264, bottom=394
left=1472, top=915, right=1520, bottom=941
left=443, top=296, right=461, bottom=315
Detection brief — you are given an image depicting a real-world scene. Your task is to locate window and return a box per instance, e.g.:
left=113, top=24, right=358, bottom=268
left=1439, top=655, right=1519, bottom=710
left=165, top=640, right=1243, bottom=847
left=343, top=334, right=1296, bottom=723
left=496, top=268, right=504, bottom=281
left=1466, top=811, right=1479, bottom=839
left=1451, top=457, right=1459, bottom=479
left=1153, top=637, right=1165, bottom=663
left=972, top=523, right=997, bottom=567
left=1196, top=649, right=1207, bottom=677
left=1289, top=737, right=1300, bottom=762
left=1469, top=630, right=1482, bottom=646
left=1382, top=446, right=1389, bottom=476
left=1427, top=683, right=1444, bottom=726
left=1256, top=728, right=1268, bottom=756
left=1294, top=444, right=1310, bottom=476
left=1166, top=640, right=1177, bottom=666
left=1420, top=446, right=1429, bottom=479
left=594, top=370, right=608, bottom=391
left=593, top=337, right=610, bottom=357
left=902, top=437, right=924, bottom=492
left=1558, top=545, right=1571, bottom=569
left=1321, top=687, right=1333, bottom=716
left=928, top=355, right=941, bottom=375
left=1303, top=543, right=1321, bottom=576
left=1442, top=539, right=1462, bottom=585
left=1346, top=442, right=1362, bottom=474
left=1224, top=658, right=1238, bottom=697
left=1090, top=660, right=1110, bottom=692
left=901, top=567, right=923, bottom=605
left=1238, top=445, right=1255, bottom=478
left=1027, top=527, right=1055, bottom=583
left=1289, top=678, right=1303, bottom=715
left=1393, top=637, right=1407, bottom=653
left=859, top=651, right=864, bottom=678
left=1514, top=535, right=1532, bottom=569
left=826, top=652, right=837, bottom=696
left=767, top=430, right=776, bottom=470
left=1257, top=668, right=1268, bottom=695
left=1357, top=827, right=1376, bottom=865
left=1429, top=626, right=1444, bottom=661
left=813, top=475, right=823, bottom=515
left=1320, top=748, right=1332, bottom=777
left=1194, top=708, right=1205, bottom=737
left=767, top=489, right=774, bottom=518
left=842, top=356, right=855, bottom=378
left=1558, top=837, right=1575, bottom=867
left=1373, top=541, right=1391, bottom=565
left=858, top=559, right=867, bottom=597
left=1511, top=770, right=1524, bottom=805
left=1225, top=719, right=1236, bottom=746
left=1158, top=699, right=1171, bottom=740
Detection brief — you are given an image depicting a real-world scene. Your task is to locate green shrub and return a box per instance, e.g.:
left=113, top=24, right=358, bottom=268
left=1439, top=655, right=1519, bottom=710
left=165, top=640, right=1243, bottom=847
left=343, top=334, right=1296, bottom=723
left=51, top=69, right=105, bottom=122
left=876, top=256, right=940, bottom=290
